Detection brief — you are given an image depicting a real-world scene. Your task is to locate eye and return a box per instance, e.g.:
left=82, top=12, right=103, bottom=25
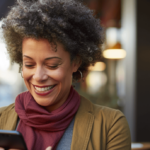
left=25, top=64, right=34, bottom=68
left=48, top=65, right=58, bottom=69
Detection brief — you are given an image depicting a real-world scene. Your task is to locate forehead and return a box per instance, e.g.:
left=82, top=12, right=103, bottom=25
left=22, top=38, right=69, bottom=59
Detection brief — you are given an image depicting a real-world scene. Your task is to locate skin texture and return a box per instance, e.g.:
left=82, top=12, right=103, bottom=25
left=22, top=38, right=80, bottom=112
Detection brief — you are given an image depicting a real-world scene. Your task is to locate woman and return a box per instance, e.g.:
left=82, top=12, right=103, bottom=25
left=0, top=0, right=131, bottom=150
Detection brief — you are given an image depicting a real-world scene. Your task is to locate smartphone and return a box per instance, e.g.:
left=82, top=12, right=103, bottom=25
left=0, top=130, right=27, bottom=150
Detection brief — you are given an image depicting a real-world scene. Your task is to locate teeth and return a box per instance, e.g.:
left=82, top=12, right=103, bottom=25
left=35, top=85, right=54, bottom=92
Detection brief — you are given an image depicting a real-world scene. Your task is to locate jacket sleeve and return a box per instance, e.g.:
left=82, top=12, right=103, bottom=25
left=106, top=110, right=131, bottom=150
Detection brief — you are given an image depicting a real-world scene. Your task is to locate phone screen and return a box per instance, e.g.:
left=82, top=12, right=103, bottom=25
left=0, top=130, right=27, bottom=150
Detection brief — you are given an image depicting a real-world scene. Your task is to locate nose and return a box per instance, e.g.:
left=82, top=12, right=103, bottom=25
left=33, top=66, right=48, bottom=82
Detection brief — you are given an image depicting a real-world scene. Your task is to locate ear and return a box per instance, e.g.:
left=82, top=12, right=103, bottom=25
left=72, top=57, right=82, bottom=73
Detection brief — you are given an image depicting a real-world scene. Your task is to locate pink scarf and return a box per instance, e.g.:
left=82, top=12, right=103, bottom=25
left=15, top=86, right=80, bottom=150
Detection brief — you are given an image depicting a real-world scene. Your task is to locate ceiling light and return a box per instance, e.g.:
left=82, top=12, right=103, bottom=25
left=103, top=49, right=126, bottom=59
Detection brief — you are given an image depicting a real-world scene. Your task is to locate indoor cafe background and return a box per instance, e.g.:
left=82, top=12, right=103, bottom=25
left=0, top=0, right=150, bottom=143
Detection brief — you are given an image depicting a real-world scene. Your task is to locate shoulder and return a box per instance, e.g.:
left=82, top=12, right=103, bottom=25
left=80, top=96, right=131, bottom=149
left=0, top=103, right=15, bottom=116
left=1, top=90, right=30, bottom=115
left=92, top=103, right=130, bottom=135
left=0, top=106, right=7, bottom=115
left=93, top=103, right=125, bottom=124
left=0, top=103, right=18, bottom=130
left=81, top=96, right=129, bottom=132
left=80, top=95, right=124, bottom=121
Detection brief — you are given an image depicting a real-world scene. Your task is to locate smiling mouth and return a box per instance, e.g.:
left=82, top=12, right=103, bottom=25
left=34, top=85, right=55, bottom=92
left=33, top=84, right=56, bottom=96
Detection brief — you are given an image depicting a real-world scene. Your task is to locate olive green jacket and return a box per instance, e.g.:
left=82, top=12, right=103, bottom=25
left=0, top=96, right=131, bottom=150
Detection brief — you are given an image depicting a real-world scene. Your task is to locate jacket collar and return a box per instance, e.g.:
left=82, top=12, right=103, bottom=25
left=71, top=96, right=94, bottom=150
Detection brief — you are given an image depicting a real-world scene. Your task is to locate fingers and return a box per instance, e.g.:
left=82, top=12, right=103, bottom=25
left=45, top=146, right=52, bottom=150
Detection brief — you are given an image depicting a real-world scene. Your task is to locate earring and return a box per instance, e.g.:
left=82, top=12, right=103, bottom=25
left=78, top=70, right=82, bottom=80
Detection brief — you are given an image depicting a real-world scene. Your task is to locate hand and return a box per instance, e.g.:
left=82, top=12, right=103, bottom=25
left=46, top=146, right=52, bottom=150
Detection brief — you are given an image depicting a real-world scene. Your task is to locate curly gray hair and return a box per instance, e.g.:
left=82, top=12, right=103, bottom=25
left=2, top=0, right=103, bottom=81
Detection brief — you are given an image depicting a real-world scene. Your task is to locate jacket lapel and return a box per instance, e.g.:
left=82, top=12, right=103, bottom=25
left=71, top=96, right=94, bottom=150
left=0, top=103, right=18, bottom=130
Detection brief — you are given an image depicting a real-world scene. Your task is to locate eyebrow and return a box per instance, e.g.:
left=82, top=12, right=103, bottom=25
left=23, top=55, right=33, bottom=60
left=45, top=57, right=62, bottom=61
left=23, top=55, right=62, bottom=60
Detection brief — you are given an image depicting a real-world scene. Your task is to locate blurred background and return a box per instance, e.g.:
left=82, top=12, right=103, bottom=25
left=0, top=0, right=150, bottom=144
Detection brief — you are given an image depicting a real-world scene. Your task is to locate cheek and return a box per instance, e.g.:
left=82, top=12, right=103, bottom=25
left=23, top=68, right=33, bottom=81
left=22, top=68, right=34, bottom=91
left=48, top=68, right=72, bottom=82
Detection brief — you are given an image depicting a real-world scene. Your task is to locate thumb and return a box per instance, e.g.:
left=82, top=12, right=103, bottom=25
left=45, top=146, right=52, bottom=150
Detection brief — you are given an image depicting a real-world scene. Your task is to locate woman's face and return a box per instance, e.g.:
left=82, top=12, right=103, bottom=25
left=22, top=38, right=79, bottom=112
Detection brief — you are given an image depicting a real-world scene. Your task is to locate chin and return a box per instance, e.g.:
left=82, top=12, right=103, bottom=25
left=36, top=99, right=53, bottom=107
left=32, top=94, right=57, bottom=107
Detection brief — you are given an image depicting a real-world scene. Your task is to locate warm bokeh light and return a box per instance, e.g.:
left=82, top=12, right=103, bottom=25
left=106, top=28, right=118, bottom=48
left=86, top=72, right=107, bottom=94
left=88, top=62, right=106, bottom=71
left=103, top=49, right=126, bottom=59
